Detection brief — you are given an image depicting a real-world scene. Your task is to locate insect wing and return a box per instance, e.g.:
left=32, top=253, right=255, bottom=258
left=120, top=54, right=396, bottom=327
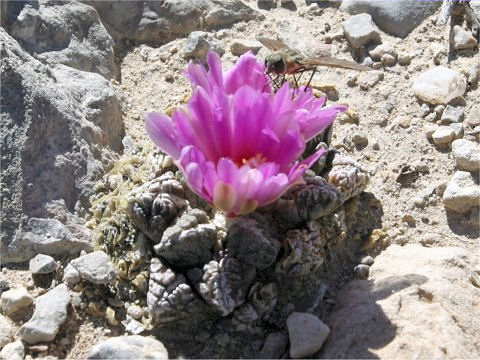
left=300, top=57, right=371, bottom=71
left=257, top=37, right=288, bottom=51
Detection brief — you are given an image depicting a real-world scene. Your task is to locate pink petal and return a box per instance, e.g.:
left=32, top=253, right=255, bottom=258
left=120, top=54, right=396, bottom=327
left=224, top=52, right=270, bottom=94
left=206, top=51, right=223, bottom=89
left=298, top=105, right=347, bottom=142
left=288, top=148, right=327, bottom=183
left=145, top=112, right=181, bottom=159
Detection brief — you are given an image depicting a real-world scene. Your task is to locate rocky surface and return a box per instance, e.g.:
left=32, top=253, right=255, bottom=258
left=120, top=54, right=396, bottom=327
left=320, top=244, right=480, bottom=358
left=88, top=335, right=168, bottom=359
left=3, top=0, right=117, bottom=79
left=1, top=27, right=124, bottom=264
left=1, top=1, right=479, bottom=358
left=287, top=312, right=330, bottom=358
left=17, top=284, right=71, bottom=344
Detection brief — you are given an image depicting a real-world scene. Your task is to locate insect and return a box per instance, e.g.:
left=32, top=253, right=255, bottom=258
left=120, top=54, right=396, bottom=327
left=258, top=37, right=370, bottom=90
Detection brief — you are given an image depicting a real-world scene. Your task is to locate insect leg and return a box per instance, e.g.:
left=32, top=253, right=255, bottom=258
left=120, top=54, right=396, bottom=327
left=305, top=67, right=317, bottom=92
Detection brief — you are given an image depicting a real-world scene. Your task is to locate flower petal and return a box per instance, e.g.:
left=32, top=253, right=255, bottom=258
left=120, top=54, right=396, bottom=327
left=145, top=112, right=181, bottom=159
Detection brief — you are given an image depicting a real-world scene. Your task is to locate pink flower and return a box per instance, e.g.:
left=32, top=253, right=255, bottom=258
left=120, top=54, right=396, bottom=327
left=146, top=51, right=346, bottom=216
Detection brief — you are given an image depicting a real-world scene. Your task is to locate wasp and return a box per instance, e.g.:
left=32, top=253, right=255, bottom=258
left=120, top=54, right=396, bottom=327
left=258, top=37, right=370, bottom=90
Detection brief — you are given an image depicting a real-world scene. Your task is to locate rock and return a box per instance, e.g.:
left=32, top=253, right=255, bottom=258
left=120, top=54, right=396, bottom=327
left=87, top=335, right=168, bottom=359
left=320, top=244, right=479, bottom=358
left=398, top=52, right=412, bottom=66
left=0, top=341, right=24, bottom=360
left=449, top=122, right=463, bottom=140
left=441, top=105, right=464, bottom=123
left=184, top=31, right=225, bottom=61
left=342, top=14, right=381, bottom=48
left=452, top=139, right=480, bottom=172
left=431, top=126, right=455, bottom=147
left=0, top=288, right=33, bottom=316
left=413, top=67, right=467, bottom=105
left=63, top=263, right=81, bottom=286
left=287, top=312, right=330, bottom=358
left=429, top=43, right=447, bottom=65
left=84, top=0, right=262, bottom=46
left=0, top=315, right=13, bottom=348
left=258, top=332, right=288, bottom=359
left=126, top=305, right=143, bottom=320
left=29, top=254, right=57, bottom=275
left=122, top=315, right=146, bottom=335
left=359, top=71, right=383, bottom=90
left=353, top=264, right=370, bottom=278
left=394, top=115, right=411, bottom=128
left=360, top=256, right=374, bottom=266
left=443, top=171, right=480, bottom=213
left=368, top=42, right=397, bottom=61
left=352, top=131, right=369, bottom=146
left=466, top=108, right=480, bottom=127
left=7, top=1, right=116, bottom=79
left=70, top=251, right=116, bottom=284
left=340, top=0, right=441, bottom=38
left=1, top=29, right=124, bottom=263
left=17, top=284, right=70, bottom=344
left=452, top=25, right=478, bottom=50
left=230, top=40, right=262, bottom=56
left=418, top=103, right=431, bottom=118
left=3, top=218, right=93, bottom=264
left=381, top=54, right=396, bottom=66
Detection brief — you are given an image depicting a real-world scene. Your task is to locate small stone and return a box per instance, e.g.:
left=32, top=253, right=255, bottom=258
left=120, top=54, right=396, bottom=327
left=70, top=251, right=116, bottom=284
left=431, top=126, right=455, bottom=147
left=429, top=43, right=447, bottom=65
left=394, top=115, right=411, bottom=128
left=287, top=312, right=330, bottom=358
left=441, top=105, right=464, bottom=123
left=258, top=332, right=288, bottom=359
left=0, top=288, right=33, bottom=316
left=0, top=315, right=13, bottom=348
left=106, top=307, right=118, bottom=326
left=402, top=213, right=416, bottom=226
left=346, top=73, right=357, bottom=87
left=122, top=316, right=146, bottom=335
left=87, top=335, right=168, bottom=359
left=360, top=256, right=374, bottom=266
left=230, top=40, right=262, bottom=56
left=354, top=264, right=370, bottom=278
left=466, top=108, right=480, bottom=127
left=434, top=105, right=445, bottom=117
left=425, top=113, right=437, bottom=123
left=443, top=171, right=480, bottom=213
left=29, top=254, right=57, bottom=274
left=381, top=54, right=396, bottom=66
left=452, top=25, right=478, bottom=50
left=372, top=142, right=380, bottom=150
left=0, top=341, right=24, bottom=360
left=17, top=284, right=70, bottom=344
left=414, top=197, right=426, bottom=208
left=127, top=305, right=143, bottom=320
left=449, top=123, right=463, bottom=139
left=418, top=103, right=431, bottom=118
left=424, top=125, right=438, bottom=139
left=183, top=31, right=224, bottom=61
left=257, top=0, right=276, bottom=10
left=352, top=131, right=368, bottom=146
left=63, top=263, right=81, bottom=286
left=342, top=14, right=381, bottom=49
left=369, top=42, right=397, bottom=61
left=398, top=52, right=412, bottom=66
left=452, top=139, right=480, bottom=172
left=413, top=67, right=467, bottom=105
left=59, top=337, right=70, bottom=346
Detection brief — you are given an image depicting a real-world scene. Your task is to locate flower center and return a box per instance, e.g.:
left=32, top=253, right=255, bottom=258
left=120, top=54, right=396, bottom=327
left=239, top=153, right=267, bottom=168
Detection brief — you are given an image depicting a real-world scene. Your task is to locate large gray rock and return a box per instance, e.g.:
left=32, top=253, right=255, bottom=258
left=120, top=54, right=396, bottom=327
left=17, top=284, right=71, bottom=344
left=70, top=251, right=116, bottom=284
left=88, top=335, right=168, bottom=359
left=82, top=0, right=262, bottom=46
left=1, top=29, right=124, bottom=263
left=340, top=0, right=442, bottom=38
left=320, top=245, right=479, bottom=358
left=5, top=0, right=117, bottom=79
